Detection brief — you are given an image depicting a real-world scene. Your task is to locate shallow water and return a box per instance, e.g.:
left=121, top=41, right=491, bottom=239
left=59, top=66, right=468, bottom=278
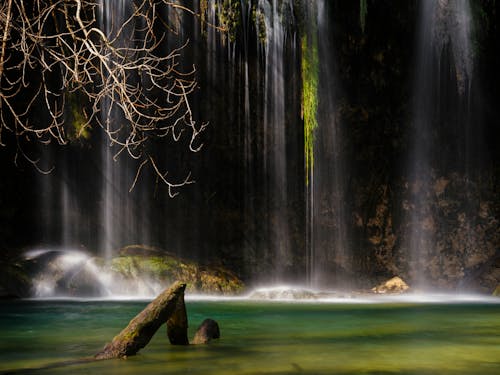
left=1, top=299, right=499, bottom=374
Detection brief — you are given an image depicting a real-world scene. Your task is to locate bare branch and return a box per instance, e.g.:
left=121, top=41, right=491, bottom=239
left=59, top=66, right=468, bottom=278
left=0, top=0, right=209, bottom=192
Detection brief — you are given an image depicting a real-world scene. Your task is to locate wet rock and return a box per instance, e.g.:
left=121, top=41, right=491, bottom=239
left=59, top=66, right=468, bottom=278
left=372, top=276, right=410, bottom=294
left=493, top=285, right=500, bottom=297
left=0, top=258, right=32, bottom=298
left=109, top=252, right=244, bottom=295
left=192, top=319, right=220, bottom=345
left=55, top=266, right=105, bottom=297
left=199, top=267, right=244, bottom=294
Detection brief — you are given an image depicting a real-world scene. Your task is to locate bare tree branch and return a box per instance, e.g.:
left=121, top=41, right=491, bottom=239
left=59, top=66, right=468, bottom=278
left=0, top=0, right=209, bottom=193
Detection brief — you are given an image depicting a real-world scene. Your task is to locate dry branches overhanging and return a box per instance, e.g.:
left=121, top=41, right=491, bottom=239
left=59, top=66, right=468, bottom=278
left=0, top=0, right=208, bottom=194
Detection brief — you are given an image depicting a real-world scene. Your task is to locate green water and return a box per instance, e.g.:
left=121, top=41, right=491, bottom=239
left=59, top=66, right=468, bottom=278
left=0, top=300, right=499, bottom=374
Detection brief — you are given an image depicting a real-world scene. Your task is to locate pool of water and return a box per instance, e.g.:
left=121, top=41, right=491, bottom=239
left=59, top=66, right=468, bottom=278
left=1, top=299, right=499, bottom=374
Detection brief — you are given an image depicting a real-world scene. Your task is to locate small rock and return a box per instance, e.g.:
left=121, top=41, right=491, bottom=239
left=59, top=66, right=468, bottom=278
left=192, top=319, right=220, bottom=345
left=493, top=285, right=500, bottom=297
left=372, top=276, right=410, bottom=294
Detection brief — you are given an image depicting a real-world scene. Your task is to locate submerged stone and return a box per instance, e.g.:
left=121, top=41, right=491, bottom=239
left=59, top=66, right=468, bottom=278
left=372, top=276, right=410, bottom=294
left=192, top=319, right=220, bottom=345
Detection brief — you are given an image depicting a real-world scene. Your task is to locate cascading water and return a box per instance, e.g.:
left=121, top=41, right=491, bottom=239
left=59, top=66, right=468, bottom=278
left=407, top=0, right=473, bottom=288
left=99, top=0, right=127, bottom=261
left=97, top=0, right=152, bottom=261
left=264, top=0, right=292, bottom=279
left=257, top=0, right=295, bottom=281
left=303, top=0, right=349, bottom=288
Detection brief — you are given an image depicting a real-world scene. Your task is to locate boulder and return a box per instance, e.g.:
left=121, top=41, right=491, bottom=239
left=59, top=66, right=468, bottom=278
left=372, top=276, right=410, bottom=294
left=192, top=319, right=220, bottom=345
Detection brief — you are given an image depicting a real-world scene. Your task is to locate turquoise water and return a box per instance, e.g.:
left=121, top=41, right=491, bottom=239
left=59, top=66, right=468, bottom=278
left=1, top=299, right=499, bottom=374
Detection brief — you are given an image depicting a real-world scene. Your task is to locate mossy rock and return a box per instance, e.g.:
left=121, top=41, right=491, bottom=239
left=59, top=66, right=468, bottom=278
left=108, top=252, right=244, bottom=295
left=199, top=266, right=244, bottom=294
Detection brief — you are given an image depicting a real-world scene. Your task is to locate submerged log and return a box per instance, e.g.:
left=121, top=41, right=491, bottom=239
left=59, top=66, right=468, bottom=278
left=166, top=290, right=189, bottom=345
left=192, top=318, right=220, bottom=345
left=95, top=281, right=186, bottom=359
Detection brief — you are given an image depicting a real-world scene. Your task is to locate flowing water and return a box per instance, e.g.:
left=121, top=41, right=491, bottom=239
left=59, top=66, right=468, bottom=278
left=1, top=299, right=499, bottom=374
left=406, top=0, right=474, bottom=287
left=304, top=0, right=350, bottom=288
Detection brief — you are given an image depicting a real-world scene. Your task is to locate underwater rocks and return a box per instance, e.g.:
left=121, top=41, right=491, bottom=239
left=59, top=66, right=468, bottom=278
left=371, top=276, right=410, bottom=294
left=192, top=318, right=220, bottom=345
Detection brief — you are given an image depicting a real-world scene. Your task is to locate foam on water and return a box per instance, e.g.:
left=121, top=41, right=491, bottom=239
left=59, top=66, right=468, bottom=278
left=24, top=249, right=499, bottom=304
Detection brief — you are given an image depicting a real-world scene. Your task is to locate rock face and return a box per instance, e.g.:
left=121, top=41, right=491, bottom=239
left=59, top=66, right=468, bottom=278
left=192, top=319, right=220, bottom=345
left=95, top=282, right=187, bottom=360
left=372, top=276, right=410, bottom=294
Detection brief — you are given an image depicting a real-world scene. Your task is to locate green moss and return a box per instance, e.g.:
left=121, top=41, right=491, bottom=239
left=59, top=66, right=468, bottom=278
left=109, top=254, right=244, bottom=295
left=216, top=0, right=242, bottom=42
left=200, top=0, right=208, bottom=35
left=360, top=0, right=368, bottom=33
left=252, top=6, right=267, bottom=43
left=66, top=92, right=90, bottom=140
left=301, top=19, right=319, bottom=184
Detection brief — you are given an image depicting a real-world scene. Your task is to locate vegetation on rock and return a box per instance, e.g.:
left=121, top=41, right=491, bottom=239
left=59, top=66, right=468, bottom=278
left=301, top=9, right=319, bottom=184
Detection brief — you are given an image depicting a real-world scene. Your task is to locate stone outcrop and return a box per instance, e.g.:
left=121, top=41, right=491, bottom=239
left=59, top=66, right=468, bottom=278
left=372, top=276, right=410, bottom=294
left=192, top=319, right=220, bottom=345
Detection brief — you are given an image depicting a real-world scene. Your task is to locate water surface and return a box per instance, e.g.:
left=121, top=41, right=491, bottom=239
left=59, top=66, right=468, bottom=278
left=1, top=300, right=499, bottom=374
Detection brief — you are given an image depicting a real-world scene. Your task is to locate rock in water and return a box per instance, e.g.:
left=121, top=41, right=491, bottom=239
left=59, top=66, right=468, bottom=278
left=95, top=282, right=186, bottom=359
left=372, top=276, right=410, bottom=294
left=192, top=319, right=220, bottom=345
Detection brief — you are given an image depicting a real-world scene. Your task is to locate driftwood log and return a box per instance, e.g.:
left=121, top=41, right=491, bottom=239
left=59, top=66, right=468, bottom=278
left=95, top=281, right=187, bottom=359
left=166, top=290, right=189, bottom=345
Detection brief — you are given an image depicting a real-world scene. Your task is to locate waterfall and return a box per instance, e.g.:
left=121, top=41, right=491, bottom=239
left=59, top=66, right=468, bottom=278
left=303, top=1, right=349, bottom=288
left=256, top=0, right=295, bottom=281
left=97, top=0, right=154, bottom=260
left=407, top=0, right=473, bottom=288
left=98, top=0, right=125, bottom=261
